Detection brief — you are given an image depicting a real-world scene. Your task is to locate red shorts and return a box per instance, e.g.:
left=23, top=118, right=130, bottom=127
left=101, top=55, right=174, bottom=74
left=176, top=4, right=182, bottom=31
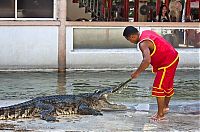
left=152, top=58, right=179, bottom=97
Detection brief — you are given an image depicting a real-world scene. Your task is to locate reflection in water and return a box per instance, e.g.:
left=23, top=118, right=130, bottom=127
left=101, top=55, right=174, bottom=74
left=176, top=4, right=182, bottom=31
left=56, top=72, right=75, bottom=95
left=56, top=72, right=67, bottom=95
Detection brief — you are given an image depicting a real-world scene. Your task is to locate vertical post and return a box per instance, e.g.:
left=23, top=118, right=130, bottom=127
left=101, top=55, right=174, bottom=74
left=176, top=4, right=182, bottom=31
left=199, top=0, right=200, bottom=22
left=96, top=0, right=99, bottom=16
left=184, top=29, right=187, bottom=47
left=185, top=0, right=191, bottom=18
left=149, top=0, right=153, bottom=21
left=134, top=0, right=139, bottom=22
left=58, top=0, right=67, bottom=73
left=165, top=0, right=169, bottom=8
left=15, top=0, right=17, bottom=19
left=107, top=0, right=112, bottom=20
left=123, top=0, right=129, bottom=21
left=182, top=0, right=186, bottom=22
left=101, top=0, right=106, bottom=18
left=156, top=0, right=161, bottom=16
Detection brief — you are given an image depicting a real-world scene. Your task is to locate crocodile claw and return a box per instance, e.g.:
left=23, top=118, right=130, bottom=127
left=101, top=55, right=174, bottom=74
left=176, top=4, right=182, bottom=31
left=44, top=116, right=58, bottom=122
left=93, top=111, right=103, bottom=116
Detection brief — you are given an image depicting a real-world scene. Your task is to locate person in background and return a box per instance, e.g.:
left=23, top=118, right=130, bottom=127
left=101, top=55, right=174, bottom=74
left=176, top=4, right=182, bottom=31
left=156, top=4, right=171, bottom=22
left=123, top=26, right=179, bottom=121
left=169, top=0, right=182, bottom=22
left=169, top=0, right=183, bottom=47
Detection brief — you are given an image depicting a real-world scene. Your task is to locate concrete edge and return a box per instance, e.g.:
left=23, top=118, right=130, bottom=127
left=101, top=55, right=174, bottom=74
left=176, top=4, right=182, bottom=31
left=0, top=67, right=199, bottom=72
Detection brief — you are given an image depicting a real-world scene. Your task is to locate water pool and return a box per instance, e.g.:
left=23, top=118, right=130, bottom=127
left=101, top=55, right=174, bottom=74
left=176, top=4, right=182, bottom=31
left=0, top=69, right=199, bottom=131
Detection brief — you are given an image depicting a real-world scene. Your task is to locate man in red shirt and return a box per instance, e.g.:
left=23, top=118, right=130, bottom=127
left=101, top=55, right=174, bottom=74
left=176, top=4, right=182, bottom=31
left=123, top=26, right=179, bottom=121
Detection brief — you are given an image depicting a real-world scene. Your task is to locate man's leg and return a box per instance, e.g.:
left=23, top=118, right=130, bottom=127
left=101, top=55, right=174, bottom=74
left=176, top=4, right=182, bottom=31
left=151, top=96, right=169, bottom=118
left=163, top=58, right=179, bottom=113
left=164, top=97, right=171, bottom=112
left=156, top=97, right=165, bottom=118
left=151, top=97, right=166, bottom=121
left=151, top=69, right=166, bottom=119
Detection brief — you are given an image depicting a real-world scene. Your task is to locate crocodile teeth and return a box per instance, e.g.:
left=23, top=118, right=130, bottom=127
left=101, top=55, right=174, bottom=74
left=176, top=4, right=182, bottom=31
left=15, top=112, right=19, bottom=118
left=2, top=116, right=6, bottom=120
left=25, top=110, right=29, bottom=117
left=22, top=114, right=26, bottom=118
left=31, top=108, right=38, bottom=117
left=63, top=110, right=67, bottom=115
left=56, top=110, right=62, bottom=116
left=0, top=115, right=5, bottom=120
left=71, top=110, right=75, bottom=114
left=74, top=108, right=78, bottom=114
left=8, top=114, right=15, bottom=119
left=22, top=110, right=29, bottom=118
left=4, top=111, right=8, bottom=119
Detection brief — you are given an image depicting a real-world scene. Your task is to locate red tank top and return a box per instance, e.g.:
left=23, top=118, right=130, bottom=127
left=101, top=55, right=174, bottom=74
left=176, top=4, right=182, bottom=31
left=138, top=30, right=178, bottom=72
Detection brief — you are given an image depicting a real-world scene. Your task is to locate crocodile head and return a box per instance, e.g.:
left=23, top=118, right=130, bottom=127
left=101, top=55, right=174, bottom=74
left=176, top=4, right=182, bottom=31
left=89, top=79, right=131, bottom=111
left=92, top=78, right=131, bottom=99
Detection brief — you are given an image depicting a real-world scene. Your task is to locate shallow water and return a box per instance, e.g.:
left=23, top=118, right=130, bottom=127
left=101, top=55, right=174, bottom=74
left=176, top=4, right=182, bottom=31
left=0, top=69, right=199, bottom=131
left=0, top=70, right=199, bottom=102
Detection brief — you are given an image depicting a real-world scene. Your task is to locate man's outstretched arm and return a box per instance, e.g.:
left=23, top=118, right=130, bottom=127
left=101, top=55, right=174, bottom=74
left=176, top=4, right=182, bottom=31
left=131, top=40, right=151, bottom=79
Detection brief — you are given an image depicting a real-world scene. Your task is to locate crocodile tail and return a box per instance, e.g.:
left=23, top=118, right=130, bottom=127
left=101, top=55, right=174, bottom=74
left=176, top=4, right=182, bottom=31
left=0, top=100, right=36, bottom=120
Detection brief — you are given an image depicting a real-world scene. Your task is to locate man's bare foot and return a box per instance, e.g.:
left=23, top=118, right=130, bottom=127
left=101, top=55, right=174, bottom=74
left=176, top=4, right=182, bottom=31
left=151, top=113, right=158, bottom=118
left=151, top=108, right=169, bottom=118
left=150, top=114, right=168, bottom=122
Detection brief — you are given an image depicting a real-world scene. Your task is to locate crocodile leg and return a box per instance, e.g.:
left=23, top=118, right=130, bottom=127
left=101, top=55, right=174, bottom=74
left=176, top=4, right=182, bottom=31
left=78, top=103, right=103, bottom=116
left=35, top=102, right=57, bottom=122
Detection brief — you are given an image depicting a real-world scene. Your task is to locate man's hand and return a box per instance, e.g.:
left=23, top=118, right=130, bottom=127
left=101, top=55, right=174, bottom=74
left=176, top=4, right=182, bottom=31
left=131, top=72, right=140, bottom=79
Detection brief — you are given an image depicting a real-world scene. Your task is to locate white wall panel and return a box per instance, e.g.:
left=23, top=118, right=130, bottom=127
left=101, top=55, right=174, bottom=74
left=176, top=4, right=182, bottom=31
left=0, top=26, right=58, bottom=68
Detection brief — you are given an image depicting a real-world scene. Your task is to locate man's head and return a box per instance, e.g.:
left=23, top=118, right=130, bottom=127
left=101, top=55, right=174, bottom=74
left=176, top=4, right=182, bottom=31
left=123, top=26, right=140, bottom=44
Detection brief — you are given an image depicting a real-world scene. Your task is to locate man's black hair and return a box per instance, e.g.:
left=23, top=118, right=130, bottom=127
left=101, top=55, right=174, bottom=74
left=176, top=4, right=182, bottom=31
left=123, top=26, right=139, bottom=38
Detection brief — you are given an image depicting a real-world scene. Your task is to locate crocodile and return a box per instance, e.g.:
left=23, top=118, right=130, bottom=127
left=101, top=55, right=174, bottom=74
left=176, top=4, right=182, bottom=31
left=0, top=79, right=131, bottom=121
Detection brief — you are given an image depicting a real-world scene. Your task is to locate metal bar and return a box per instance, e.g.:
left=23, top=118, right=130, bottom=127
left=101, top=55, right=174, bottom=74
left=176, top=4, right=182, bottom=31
left=15, top=0, right=17, bottom=19
left=184, top=29, right=186, bottom=46
left=186, top=0, right=191, bottom=18
left=64, top=21, right=200, bottom=28
left=149, top=0, right=153, bottom=21
left=123, top=0, right=129, bottom=21
left=134, top=0, right=139, bottom=22
left=156, top=0, right=161, bottom=16
left=165, top=0, right=170, bottom=9
left=85, top=0, right=90, bottom=13
left=101, top=0, right=106, bottom=18
left=96, top=0, right=99, bottom=16
left=90, top=0, right=92, bottom=10
left=85, top=0, right=88, bottom=6
left=199, top=0, right=200, bottom=22
left=108, top=0, right=112, bottom=20
left=93, top=0, right=96, bottom=12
